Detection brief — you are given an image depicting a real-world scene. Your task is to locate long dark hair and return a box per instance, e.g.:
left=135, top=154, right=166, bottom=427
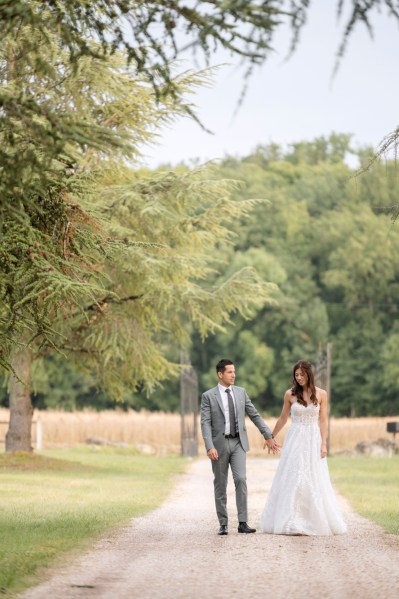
left=291, top=360, right=318, bottom=407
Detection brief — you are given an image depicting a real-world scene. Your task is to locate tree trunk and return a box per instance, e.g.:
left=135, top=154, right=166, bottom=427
left=5, top=346, right=33, bottom=452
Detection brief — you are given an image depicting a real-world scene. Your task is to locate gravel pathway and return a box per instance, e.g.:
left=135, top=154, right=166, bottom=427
left=21, top=458, right=399, bottom=599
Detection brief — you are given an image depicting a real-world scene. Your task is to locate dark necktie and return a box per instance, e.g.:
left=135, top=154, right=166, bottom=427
left=226, top=388, right=237, bottom=435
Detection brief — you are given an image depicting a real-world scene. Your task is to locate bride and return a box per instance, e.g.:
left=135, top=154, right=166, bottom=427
left=260, top=360, right=347, bottom=536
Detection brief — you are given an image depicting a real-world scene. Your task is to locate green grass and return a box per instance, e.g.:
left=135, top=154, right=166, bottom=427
left=329, top=455, right=399, bottom=536
left=0, top=448, right=187, bottom=595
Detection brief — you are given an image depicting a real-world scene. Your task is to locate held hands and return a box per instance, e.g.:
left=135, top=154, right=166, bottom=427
left=320, top=445, right=327, bottom=459
left=263, top=437, right=280, bottom=455
left=207, top=448, right=219, bottom=461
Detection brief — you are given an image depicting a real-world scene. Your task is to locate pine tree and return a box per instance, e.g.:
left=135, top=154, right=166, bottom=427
left=1, top=28, right=275, bottom=451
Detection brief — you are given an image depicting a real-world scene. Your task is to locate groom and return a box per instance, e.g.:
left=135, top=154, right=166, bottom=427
left=201, top=358, right=279, bottom=535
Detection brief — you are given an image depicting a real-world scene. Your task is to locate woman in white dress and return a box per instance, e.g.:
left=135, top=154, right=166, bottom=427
left=260, top=360, right=347, bottom=536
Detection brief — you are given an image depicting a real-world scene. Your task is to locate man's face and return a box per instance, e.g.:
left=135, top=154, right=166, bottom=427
left=218, top=364, right=236, bottom=387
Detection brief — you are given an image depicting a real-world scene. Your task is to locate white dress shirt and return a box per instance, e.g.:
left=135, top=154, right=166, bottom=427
left=218, top=383, right=238, bottom=435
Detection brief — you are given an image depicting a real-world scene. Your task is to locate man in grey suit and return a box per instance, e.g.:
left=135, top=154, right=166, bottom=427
left=201, top=358, right=279, bottom=535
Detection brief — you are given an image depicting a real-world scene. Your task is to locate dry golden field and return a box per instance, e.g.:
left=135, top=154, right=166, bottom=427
left=0, top=408, right=397, bottom=455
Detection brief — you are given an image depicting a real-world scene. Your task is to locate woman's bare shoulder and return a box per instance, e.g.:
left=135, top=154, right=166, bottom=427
left=284, top=388, right=295, bottom=403
left=316, top=387, right=327, bottom=401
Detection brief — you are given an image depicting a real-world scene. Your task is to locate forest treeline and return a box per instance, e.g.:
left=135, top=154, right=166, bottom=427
left=191, top=136, right=399, bottom=417
left=3, top=134, right=398, bottom=417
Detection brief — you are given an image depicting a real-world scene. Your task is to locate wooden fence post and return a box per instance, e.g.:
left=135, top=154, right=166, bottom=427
left=36, top=416, right=43, bottom=451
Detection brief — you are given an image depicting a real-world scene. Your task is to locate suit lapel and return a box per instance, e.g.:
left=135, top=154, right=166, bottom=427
left=213, top=386, right=225, bottom=419
left=232, top=386, right=244, bottom=420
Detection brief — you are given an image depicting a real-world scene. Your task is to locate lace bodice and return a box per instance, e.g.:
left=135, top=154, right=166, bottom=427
left=290, top=401, right=319, bottom=425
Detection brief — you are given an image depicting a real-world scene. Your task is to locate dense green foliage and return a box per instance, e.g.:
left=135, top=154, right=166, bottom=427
left=1, top=1, right=276, bottom=452
left=192, top=135, right=399, bottom=417
left=2, top=1, right=399, bottom=421
left=0, top=22, right=273, bottom=399
left=9, top=134, right=399, bottom=417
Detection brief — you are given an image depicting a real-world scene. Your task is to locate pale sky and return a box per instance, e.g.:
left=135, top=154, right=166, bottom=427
left=142, top=2, right=399, bottom=168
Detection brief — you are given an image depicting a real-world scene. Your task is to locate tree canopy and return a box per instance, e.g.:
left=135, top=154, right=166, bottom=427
left=0, top=34, right=274, bottom=390
left=2, top=0, right=399, bottom=445
left=0, top=6, right=279, bottom=449
left=0, top=27, right=208, bottom=371
left=2, top=0, right=399, bottom=214
left=193, top=135, right=399, bottom=417
left=14, top=133, right=399, bottom=418
left=3, top=1, right=397, bottom=76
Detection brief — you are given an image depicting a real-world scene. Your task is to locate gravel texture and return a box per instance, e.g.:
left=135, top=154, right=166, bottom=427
left=20, top=458, right=399, bottom=599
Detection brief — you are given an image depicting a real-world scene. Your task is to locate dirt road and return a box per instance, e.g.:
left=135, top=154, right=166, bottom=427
left=21, top=458, right=399, bottom=599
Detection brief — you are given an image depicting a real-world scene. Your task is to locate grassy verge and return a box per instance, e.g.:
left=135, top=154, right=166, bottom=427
left=329, top=455, right=399, bottom=536
left=0, top=447, right=187, bottom=595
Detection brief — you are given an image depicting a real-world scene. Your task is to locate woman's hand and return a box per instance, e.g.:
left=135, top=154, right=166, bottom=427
left=263, top=438, right=281, bottom=454
left=320, top=444, right=327, bottom=459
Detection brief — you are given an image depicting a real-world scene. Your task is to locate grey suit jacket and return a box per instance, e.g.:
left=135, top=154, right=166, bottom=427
left=200, top=385, right=272, bottom=454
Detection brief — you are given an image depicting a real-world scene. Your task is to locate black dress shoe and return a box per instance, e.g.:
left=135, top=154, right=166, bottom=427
left=218, top=524, right=228, bottom=535
left=238, top=522, right=256, bottom=534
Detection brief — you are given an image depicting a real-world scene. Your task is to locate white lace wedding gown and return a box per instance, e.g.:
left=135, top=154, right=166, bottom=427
left=260, top=401, right=347, bottom=536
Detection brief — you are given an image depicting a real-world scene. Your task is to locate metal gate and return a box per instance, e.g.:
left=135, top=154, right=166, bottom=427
left=179, top=351, right=199, bottom=456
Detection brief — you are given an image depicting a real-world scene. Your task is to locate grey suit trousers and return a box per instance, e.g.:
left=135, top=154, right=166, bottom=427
left=212, top=436, right=247, bottom=524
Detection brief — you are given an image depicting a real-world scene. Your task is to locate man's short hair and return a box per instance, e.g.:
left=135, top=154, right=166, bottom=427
left=216, top=359, right=234, bottom=374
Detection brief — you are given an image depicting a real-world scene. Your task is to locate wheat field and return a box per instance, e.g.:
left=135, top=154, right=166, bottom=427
left=0, top=408, right=397, bottom=455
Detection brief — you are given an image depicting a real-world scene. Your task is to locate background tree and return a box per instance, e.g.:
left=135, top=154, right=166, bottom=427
left=1, top=31, right=275, bottom=450
left=0, top=25, right=200, bottom=368
left=6, top=134, right=399, bottom=418
left=188, top=135, right=399, bottom=417
left=2, top=1, right=396, bottom=87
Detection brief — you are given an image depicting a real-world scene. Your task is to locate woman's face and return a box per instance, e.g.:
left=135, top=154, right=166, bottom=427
left=295, top=368, right=308, bottom=387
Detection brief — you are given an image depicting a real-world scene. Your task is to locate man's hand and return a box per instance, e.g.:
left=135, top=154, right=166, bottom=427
left=263, top=437, right=280, bottom=455
left=207, top=448, right=219, bottom=461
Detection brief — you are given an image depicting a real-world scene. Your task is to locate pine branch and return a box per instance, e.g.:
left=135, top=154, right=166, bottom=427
left=83, top=293, right=144, bottom=312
